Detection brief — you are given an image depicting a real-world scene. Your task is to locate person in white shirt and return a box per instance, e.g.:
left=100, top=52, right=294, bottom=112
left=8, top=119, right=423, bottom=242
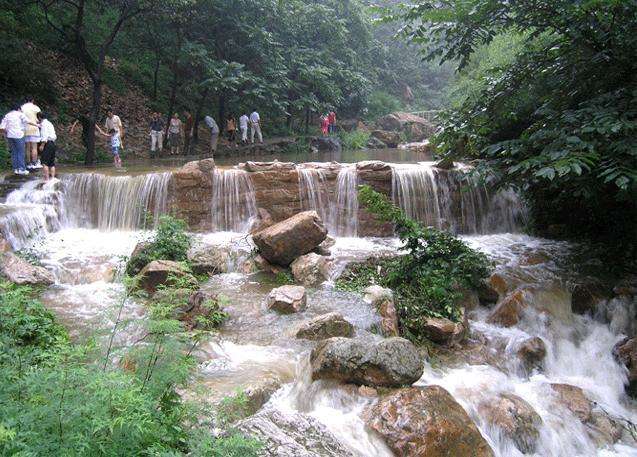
left=204, top=115, right=220, bottom=155
left=0, top=103, right=35, bottom=175
left=105, top=109, right=124, bottom=147
left=250, top=110, right=263, bottom=144
left=21, top=96, right=42, bottom=169
left=239, top=114, right=249, bottom=144
left=37, top=112, right=57, bottom=180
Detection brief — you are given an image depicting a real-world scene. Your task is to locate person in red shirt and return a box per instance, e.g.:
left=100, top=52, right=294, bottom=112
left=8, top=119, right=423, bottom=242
left=328, top=111, right=336, bottom=134
left=320, top=115, right=329, bottom=136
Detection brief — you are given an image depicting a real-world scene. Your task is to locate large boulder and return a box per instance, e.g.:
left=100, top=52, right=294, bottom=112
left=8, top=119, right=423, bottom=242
left=370, top=130, right=401, bottom=148
left=478, top=393, right=542, bottom=454
left=613, top=337, right=637, bottom=397
left=309, top=136, right=342, bottom=153
left=187, top=245, right=229, bottom=275
left=375, top=112, right=436, bottom=141
left=267, top=285, right=307, bottom=314
left=365, top=386, right=494, bottom=457
left=253, top=211, right=328, bottom=266
left=366, top=136, right=387, bottom=149
left=290, top=253, right=330, bottom=287
left=517, top=336, right=547, bottom=372
left=487, top=289, right=528, bottom=327
left=136, top=260, right=197, bottom=296
left=550, top=383, right=592, bottom=422
left=364, top=285, right=399, bottom=337
left=310, top=337, right=424, bottom=387
left=0, top=252, right=54, bottom=286
left=296, top=313, right=354, bottom=340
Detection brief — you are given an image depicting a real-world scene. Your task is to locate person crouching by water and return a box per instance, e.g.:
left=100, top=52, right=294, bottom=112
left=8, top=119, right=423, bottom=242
left=101, top=128, right=122, bottom=168
left=37, top=112, right=57, bottom=180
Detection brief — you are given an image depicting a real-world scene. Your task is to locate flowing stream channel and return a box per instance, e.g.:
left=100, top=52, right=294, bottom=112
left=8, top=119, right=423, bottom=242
left=0, top=161, right=635, bottom=457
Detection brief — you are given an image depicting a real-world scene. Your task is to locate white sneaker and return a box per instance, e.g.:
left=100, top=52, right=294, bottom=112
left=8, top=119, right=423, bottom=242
left=18, top=169, right=30, bottom=175
left=13, top=169, right=19, bottom=174
left=34, top=160, right=43, bottom=169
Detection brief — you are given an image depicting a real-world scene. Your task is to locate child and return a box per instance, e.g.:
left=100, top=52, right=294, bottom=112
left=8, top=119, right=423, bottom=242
left=37, top=112, right=57, bottom=180
left=104, top=128, right=122, bottom=168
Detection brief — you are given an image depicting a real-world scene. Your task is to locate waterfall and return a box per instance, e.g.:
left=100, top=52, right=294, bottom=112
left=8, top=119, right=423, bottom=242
left=330, top=166, right=359, bottom=237
left=298, top=167, right=331, bottom=224
left=62, top=172, right=171, bottom=230
left=392, top=163, right=444, bottom=228
left=211, top=168, right=257, bottom=232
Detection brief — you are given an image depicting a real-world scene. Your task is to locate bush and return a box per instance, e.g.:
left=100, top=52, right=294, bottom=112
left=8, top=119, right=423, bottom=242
left=339, top=129, right=371, bottom=151
left=355, top=186, right=492, bottom=343
left=364, top=90, right=402, bottom=121
left=126, top=215, right=192, bottom=276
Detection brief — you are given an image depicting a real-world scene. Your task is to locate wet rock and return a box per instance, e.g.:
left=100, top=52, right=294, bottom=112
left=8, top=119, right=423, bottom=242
left=0, top=252, right=54, bottom=286
left=136, top=260, right=197, bottom=296
left=477, top=278, right=500, bottom=306
left=267, top=285, right=307, bottom=314
left=236, top=408, right=355, bottom=457
left=612, top=337, right=637, bottom=397
left=478, top=393, right=542, bottom=454
left=365, top=386, right=494, bottom=457
left=0, top=234, right=11, bottom=252
left=187, top=245, right=229, bottom=275
left=517, top=336, right=547, bottom=371
left=243, top=161, right=297, bottom=172
left=296, top=313, right=354, bottom=340
left=571, top=280, right=608, bottom=315
left=421, top=317, right=466, bottom=346
left=366, top=136, right=386, bottom=149
left=456, top=288, right=480, bottom=311
left=587, top=411, right=624, bottom=447
left=364, top=285, right=399, bottom=337
left=250, top=207, right=275, bottom=234
left=310, top=337, right=424, bottom=387
left=550, top=383, right=592, bottom=422
left=487, top=289, right=527, bottom=327
left=290, top=253, right=330, bottom=287
left=241, top=378, right=282, bottom=416
left=254, top=255, right=285, bottom=275
left=309, top=136, right=342, bottom=153
left=356, top=160, right=393, bottom=181
left=371, top=130, right=401, bottom=148
left=253, top=211, right=328, bottom=266
left=488, top=273, right=509, bottom=297
left=613, top=275, right=637, bottom=296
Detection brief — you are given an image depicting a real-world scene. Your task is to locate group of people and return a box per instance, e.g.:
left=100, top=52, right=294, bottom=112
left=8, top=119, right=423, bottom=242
left=320, top=111, right=337, bottom=136
left=148, top=110, right=264, bottom=157
left=0, top=97, right=58, bottom=179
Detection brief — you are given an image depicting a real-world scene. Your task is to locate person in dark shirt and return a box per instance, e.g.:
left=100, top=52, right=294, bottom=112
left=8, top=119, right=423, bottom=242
left=149, top=112, right=164, bottom=157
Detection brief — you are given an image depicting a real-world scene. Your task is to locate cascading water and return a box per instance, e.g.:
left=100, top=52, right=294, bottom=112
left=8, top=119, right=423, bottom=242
left=330, top=165, right=359, bottom=237
left=62, top=172, right=171, bottom=230
left=211, top=168, right=257, bottom=232
left=298, top=167, right=331, bottom=224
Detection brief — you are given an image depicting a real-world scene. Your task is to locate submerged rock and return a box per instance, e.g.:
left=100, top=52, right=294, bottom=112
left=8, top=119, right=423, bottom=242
left=365, top=386, right=494, bottom=457
left=613, top=337, right=637, bottom=397
left=0, top=252, right=54, bottom=286
left=253, top=211, right=328, bottom=266
left=236, top=408, right=355, bottom=457
left=267, top=285, right=307, bottom=314
left=136, top=260, right=197, bottom=296
left=517, top=336, right=547, bottom=372
left=310, top=337, right=423, bottom=387
left=478, top=393, right=542, bottom=454
left=290, top=253, right=330, bottom=287
left=364, top=285, right=399, bottom=337
left=296, top=313, right=354, bottom=340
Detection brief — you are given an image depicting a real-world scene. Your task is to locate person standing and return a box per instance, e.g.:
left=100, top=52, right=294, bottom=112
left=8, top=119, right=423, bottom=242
left=321, top=114, right=329, bottom=136
left=105, top=109, right=124, bottom=148
left=100, top=128, right=122, bottom=168
left=183, top=111, right=194, bottom=155
left=328, top=110, right=337, bottom=134
left=37, top=112, right=57, bottom=180
left=250, top=109, right=263, bottom=144
left=21, top=96, right=42, bottom=169
left=239, top=113, right=249, bottom=145
left=204, top=115, right=220, bottom=155
left=0, top=104, right=33, bottom=175
left=168, top=113, right=182, bottom=155
left=226, top=115, right=237, bottom=147
left=149, top=112, right=164, bottom=157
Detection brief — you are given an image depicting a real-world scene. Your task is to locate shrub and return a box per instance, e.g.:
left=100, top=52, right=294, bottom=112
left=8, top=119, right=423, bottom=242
left=364, top=90, right=402, bottom=121
left=356, top=185, right=492, bottom=343
left=339, top=129, right=371, bottom=151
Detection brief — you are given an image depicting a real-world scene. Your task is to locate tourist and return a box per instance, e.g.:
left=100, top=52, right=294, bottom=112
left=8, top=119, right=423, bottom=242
left=239, top=113, right=249, bottom=144
left=101, top=128, right=122, bottom=168
left=204, top=115, right=219, bottom=155
left=321, top=114, right=329, bottom=136
left=250, top=109, right=263, bottom=144
left=328, top=110, right=337, bottom=134
left=37, top=112, right=57, bottom=180
left=21, top=96, right=42, bottom=169
left=105, top=109, right=124, bottom=147
left=149, top=112, right=164, bottom=157
left=226, top=115, right=237, bottom=146
left=183, top=111, right=194, bottom=155
left=0, top=103, right=35, bottom=175
left=168, top=113, right=182, bottom=155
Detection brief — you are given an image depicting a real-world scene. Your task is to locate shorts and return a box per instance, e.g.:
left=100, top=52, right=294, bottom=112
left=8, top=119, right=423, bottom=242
left=41, top=141, right=56, bottom=167
left=169, top=132, right=181, bottom=146
left=111, top=146, right=120, bottom=156
left=25, top=135, right=40, bottom=143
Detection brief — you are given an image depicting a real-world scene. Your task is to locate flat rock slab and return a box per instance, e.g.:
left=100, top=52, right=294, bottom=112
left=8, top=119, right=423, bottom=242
left=0, top=252, right=54, bottom=286
left=296, top=313, right=354, bottom=340
left=267, top=285, right=307, bottom=314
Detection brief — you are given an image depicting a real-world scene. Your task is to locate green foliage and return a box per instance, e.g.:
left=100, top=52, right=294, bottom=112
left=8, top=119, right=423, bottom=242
left=189, top=431, right=262, bottom=457
left=126, top=215, right=192, bottom=276
left=364, top=90, right=402, bottom=121
left=216, top=390, right=253, bottom=427
left=339, top=129, right=371, bottom=151
left=335, top=257, right=395, bottom=292
left=399, top=0, right=637, bottom=246
left=357, top=186, right=492, bottom=343
left=270, top=270, right=295, bottom=287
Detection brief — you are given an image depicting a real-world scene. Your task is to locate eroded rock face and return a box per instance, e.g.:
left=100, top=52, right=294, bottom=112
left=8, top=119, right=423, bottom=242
left=136, top=260, right=196, bottom=296
left=309, top=137, right=342, bottom=153
left=550, top=383, right=592, bottom=422
left=296, top=313, right=354, bottom=340
left=253, top=211, right=327, bottom=266
left=613, top=337, right=637, bottom=397
left=291, top=253, right=330, bottom=287
left=421, top=317, right=466, bottom=346
left=365, top=386, right=494, bottom=457
left=478, top=393, right=542, bottom=454
left=371, top=130, right=401, bottom=148
left=0, top=252, right=54, bottom=286
left=364, top=285, right=399, bottom=337
left=187, top=245, right=229, bottom=275
left=310, top=337, right=423, bottom=387
left=487, top=289, right=528, bottom=327
left=267, top=285, right=307, bottom=314
left=517, top=336, right=547, bottom=372
left=236, top=408, right=355, bottom=457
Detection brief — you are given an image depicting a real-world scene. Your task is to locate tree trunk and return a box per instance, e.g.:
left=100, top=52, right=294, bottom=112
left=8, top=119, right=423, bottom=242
left=85, top=78, right=103, bottom=165
left=193, top=87, right=210, bottom=143
left=152, top=54, right=160, bottom=101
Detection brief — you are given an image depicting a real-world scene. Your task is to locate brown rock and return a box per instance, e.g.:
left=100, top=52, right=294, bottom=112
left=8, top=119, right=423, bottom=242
left=364, top=285, right=399, bottom=337
left=0, top=252, right=54, bottom=286
left=478, top=393, right=542, bottom=454
left=571, top=280, right=608, bottom=315
left=421, top=317, right=467, bottom=346
left=371, top=130, right=401, bottom=148
left=375, top=112, right=436, bottom=139
left=290, top=253, right=330, bottom=287
left=187, top=245, right=229, bottom=275
left=136, top=260, right=197, bottom=296
left=487, top=290, right=528, bottom=327
left=296, top=313, right=354, bottom=340
left=613, top=337, right=637, bottom=397
left=517, top=336, right=547, bottom=371
left=365, top=386, right=494, bottom=457
left=550, top=383, right=592, bottom=422
left=250, top=207, right=274, bottom=234
left=477, top=278, right=500, bottom=306
left=253, top=211, right=327, bottom=266
left=0, top=234, right=11, bottom=253
left=488, top=273, right=509, bottom=297
left=243, top=161, right=297, bottom=172
left=267, top=285, right=307, bottom=314
left=253, top=255, right=285, bottom=275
